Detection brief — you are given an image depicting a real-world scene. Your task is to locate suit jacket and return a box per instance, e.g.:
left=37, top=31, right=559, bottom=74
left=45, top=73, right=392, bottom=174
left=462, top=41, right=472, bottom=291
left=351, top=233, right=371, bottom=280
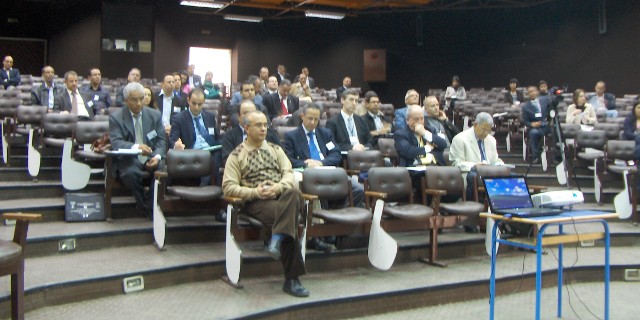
left=449, top=127, right=503, bottom=172
left=221, top=125, right=281, bottom=163
left=394, top=125, right=446, bottom=167
left=169, top=109, right=220, bottom=149
left=0, top=68, right=20, bottom=88
left=335, top=86, right=347, bottom=102
left=53, top=90, right=95, bottom=119
left=30, top=83, right=65, bottom=108
left=520, top=100, right=547, bottom=128
left=189, top=75, right=202, bottom=88
left=80, top=84, right=112, bottom=115
left=263, top=93, right=299, bottom=120
left=587, top=92, right=616, bottom=111
left=326, top=113, right=372, bottom=151
left=273, top=72, right=291, bottom=85
left=393, top=106, right=408, bottom=131
left=425, top=116, right=460, bottom=144
left=363, top=111, right=393, bottom=147
left=623, top=113, right=638, bottom=141
left=504, top=90, right=524, bottom=105
left=109, top=107, right=167, bottom=171
left=116, top=86, right=125, bottom=108
left=284, top=126, right=342, bottom=168
left=154, top=90, right=187, bottom=124
left=294, top=75, right=316, bottom=89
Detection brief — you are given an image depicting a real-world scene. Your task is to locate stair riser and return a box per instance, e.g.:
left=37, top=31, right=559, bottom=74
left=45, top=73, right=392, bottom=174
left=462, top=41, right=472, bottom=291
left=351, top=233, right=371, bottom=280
left=0, top=169, right=61, bottom=181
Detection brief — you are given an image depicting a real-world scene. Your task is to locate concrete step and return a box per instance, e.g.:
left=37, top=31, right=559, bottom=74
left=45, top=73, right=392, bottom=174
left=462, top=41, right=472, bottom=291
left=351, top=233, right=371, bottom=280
left=0, top=166, right=62, bottom=181
left=0, top=180, right=128, bottom=201
left=0, top=196, right=137, bottom=222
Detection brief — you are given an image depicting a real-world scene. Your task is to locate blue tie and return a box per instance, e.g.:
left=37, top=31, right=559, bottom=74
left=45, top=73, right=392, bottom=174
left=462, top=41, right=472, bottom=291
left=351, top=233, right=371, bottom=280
left=195, top=116, right=213, bottom=145
left=308, top=132, right=321, bottom=161
left=477, top=139, right=486, bottom=161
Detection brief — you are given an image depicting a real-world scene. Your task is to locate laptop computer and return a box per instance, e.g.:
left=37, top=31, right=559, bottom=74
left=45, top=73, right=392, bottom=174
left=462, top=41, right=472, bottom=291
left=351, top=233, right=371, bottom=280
left=482, top=176, right=563, bottom=218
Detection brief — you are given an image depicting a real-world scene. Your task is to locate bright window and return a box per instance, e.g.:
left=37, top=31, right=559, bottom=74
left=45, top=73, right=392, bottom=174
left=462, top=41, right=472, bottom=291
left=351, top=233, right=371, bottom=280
left=188, top=47, right=232, bottom=90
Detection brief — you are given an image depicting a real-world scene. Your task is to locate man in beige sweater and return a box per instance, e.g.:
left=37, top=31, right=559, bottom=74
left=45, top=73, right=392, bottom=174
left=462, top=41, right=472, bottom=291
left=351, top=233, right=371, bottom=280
left=222, top=110, right=308, bottom=297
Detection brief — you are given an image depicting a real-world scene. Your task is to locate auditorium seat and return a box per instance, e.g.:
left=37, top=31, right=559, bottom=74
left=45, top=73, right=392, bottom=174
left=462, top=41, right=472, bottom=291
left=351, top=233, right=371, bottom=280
left=603, top=140, right=636, bottom=218
left=275, top=126, right=296, bottom=144
left=376, top=137, right=398, bottom=166
left=346, top=150, right=384, bottom=176
left=595, top=123, right=623, bottom=140
left=41, top=113, right=78, bottom=149
left=73, top=120, right=109, bottom=163
left=575, top=130, right=607, bottom=203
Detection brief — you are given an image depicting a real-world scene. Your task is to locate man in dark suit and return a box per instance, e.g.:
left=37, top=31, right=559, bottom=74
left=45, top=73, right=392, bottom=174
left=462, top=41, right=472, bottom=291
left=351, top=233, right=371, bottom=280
left=263, top=79, right=300, bottom=121
left=520, top=86, right=549, bottom=164
left=109, top=82, right=166, bottom=216
left=335, top=76, right=351, bottom=102
left=155, top=73, right=187, bottom=136
left=53, top=71, right=95, bottom=120
left=115, top=68, right=141, bottom=108
left=187, top=64, right=202, bottom=88
left=327, top=89, right=372, bottom=151
left=31, top=65, right=64, bottom=110
left=0, top=56, right=20, bottom=89
left=273, top=64, right=290, bottom=85
left=424, top=95, right=460, bottom=148
left=221, top=100, right=281, bottom=164
left=394, top=105, right=447, bottom=168
left=588, top=81, right=617, bottom=118
left=294, top=67, right=315, bottom=89
left=362, top=91, right=392, bottom=148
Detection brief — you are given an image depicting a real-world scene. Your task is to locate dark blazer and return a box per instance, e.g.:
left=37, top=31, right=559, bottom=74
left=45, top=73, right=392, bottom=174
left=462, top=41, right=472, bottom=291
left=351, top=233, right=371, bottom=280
left=263, top=93, right=300, bottom=120
left=109, top=107, right=167, bottom=171
left=221, top=125, right=281, bottom=163
left=504, top=91, right=524, bottom=105
left=53, top=90, right=95, bottom=119
left=335, top=86, right=348, bottom=102
left=623, top=113, right=637, bottom=141
left=363, top=112, right=393, bottom=147
left=326, top=113, right=372, bottom=151
left=115, top=86, right=125, bottom=108
left=425, top=116, right=460, bottom=143
left=273, top=72, right=291, bottom=85
left=520, top=100, right=546, bottom=128
left=587, top=92, right=617, bottom=110
left=393, top=125, right=447, bottom=167
left=169, top=109, right=220, bottom=149
left=190, top=74, right=202, bottom=88
left=284, top=126, right=342, bottom=168
left=154, top=90, right=188, bottom=121
left=30, top=83, right=65, bottom=108
left=0, top=68, right=20, bottom=88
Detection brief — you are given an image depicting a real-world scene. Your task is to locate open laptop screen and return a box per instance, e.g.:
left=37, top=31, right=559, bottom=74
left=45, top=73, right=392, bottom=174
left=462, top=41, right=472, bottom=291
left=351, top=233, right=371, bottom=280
left=483, top=176, right=533, bottom=210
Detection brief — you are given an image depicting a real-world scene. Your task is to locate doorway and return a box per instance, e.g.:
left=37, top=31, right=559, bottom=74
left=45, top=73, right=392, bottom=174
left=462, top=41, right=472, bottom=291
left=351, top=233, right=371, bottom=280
left=188, top=47, right=232, bottom=96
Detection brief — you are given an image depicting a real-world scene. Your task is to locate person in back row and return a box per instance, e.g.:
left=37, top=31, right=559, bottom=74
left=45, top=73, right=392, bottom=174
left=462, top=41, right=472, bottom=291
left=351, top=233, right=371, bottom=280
left=424, top=95, right=459, bottom=148
left=588, top=81, right=617, bottom=118
left=393, top=89, right=420, bottom=131
left=31, top=65, right=64, bottom=110
left=327, top=89, right=372, bottom=151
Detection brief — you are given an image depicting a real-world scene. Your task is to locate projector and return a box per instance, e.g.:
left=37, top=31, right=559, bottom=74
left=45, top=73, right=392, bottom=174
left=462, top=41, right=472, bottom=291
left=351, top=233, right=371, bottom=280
left=531, top=190, right=584, bottom=208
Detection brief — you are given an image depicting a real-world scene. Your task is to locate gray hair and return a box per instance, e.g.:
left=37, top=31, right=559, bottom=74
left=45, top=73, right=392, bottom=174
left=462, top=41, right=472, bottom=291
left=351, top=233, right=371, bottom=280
left=341, top=88, right=359, bottom=100
left=405, top=104, right=423, bottom=123
left=280, top=79, right=292, bottom=87
left=123, top=82, right=144, bottom=100
left=474, top=112, right=494, bottom=126
left=242, top=110, right=265, bottom=126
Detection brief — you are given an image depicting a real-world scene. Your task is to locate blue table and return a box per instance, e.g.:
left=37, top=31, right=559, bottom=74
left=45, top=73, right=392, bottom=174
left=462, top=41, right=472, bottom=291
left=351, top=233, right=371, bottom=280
left=481, top=210, right=618, bottom=320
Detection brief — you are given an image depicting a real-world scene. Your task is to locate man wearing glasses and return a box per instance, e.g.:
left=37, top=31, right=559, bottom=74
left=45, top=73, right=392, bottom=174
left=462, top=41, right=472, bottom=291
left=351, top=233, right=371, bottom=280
left=393, top=89, right=420, bottom=130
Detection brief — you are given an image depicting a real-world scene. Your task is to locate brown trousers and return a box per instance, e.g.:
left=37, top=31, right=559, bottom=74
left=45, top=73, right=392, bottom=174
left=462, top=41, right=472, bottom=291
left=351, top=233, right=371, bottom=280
left=245, top=188, right=306, bottom=279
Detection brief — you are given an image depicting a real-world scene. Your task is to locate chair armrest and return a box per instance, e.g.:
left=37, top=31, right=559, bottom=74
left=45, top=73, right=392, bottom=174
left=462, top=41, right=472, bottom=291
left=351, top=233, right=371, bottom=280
left=365, top=191, right=387, bottom=200
left=302, top=194, right=318, bottom=201
left=224, top=196, right=243, bottom=205
left=424, top=189, right=447, bottom=196
left=155, top=171, right=168, bottom=179
left=346, top=169, right=360, bottom=175
left=2, top=213, right=42, bottom=221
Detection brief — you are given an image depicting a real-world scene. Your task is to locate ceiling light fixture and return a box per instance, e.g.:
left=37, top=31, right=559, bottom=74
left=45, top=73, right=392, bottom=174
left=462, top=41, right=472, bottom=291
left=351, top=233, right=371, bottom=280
left=180, top=1, right=224, bottom=9
left=305, top=10, right=345, bottom=20
left=223, top=14, right=264, bottom=23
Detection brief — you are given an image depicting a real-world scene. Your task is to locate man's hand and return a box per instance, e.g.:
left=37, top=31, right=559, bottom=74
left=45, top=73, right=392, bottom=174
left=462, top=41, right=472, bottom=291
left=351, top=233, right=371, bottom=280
left=164, top=124, right=171, bottom=136
left=437, top=110, right=447, bottom=121
left=304, top=159, right=323, bottom=168
left=256, top=181, right=277, bottom=199
left=531, top=121, right=542, bottom=128
left=414, top=124, right=426, bottom=136
left=138, top=144, right=152, bottom=155
left=145, top=157, right=159, bottom=169
left=353, top=144, right=366, bottom=151
left=60, top=110, right=70, bottom=114
left=174, top=138, right=185, bottom=150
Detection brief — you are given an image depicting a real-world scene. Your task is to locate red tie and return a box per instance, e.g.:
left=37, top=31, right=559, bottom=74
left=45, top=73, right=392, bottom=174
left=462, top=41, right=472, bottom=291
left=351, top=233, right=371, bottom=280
left=280, top=97, right=288, bottom=116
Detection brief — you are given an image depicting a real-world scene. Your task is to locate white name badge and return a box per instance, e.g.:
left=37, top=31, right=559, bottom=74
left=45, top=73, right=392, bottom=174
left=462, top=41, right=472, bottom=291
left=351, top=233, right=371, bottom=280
left=173, top=107, right=180, bottom=113
left=94, top=95, right=99, bottom=101
left=326, top=141, right=335, bottom=150
left=423, top=130, right=433, bottom=142
left=437, top=132, right=447, bottom=140
left=87, top=101, right=94, bottom=108
left=204, top=89, right=209, bottom=95
left=424, top=144, right=433, bottom=153
left=349, top=136, right=360, bottom=145
left=208, top=128, right=215, bottom=135
left=147, top=130, right=158, bottom=140
left=535, top=112, right=542, bottom=118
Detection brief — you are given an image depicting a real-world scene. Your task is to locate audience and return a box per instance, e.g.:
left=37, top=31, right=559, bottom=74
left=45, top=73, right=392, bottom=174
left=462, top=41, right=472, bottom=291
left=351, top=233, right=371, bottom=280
left=290, top=73, right=312, bottom=102
left=222, top=110, right=308, bottom=298
left=80, top=67, right=112, bottom=115
left=154, top=73, right=185, bottom=136
left=362, top=91, right=392, bottom=148
left=1, top=55, right=20, bottom=88
left=31, top=65, right=63, bottom=110
left=520, top=86, right=549, bottom=163
left=187, top=64, right=202, bottom=88
left=294, top=67, right=315, bottom=89
left=264, top=79, right=299, bottom=121
left=116, top=68, right=141, bottom=107
left=229, top=79, right=267, bottom=127
left=394, top=104, right=447, bottom=167
left=393, top=89, right=419, bottom=130
left=588, top=81, right=617, bottom=118
left=335, top=76, right=351, bottom=102
left=201, top=71, right=221, bottom=99
left=142, top=85, right=155, bottom=109
left=172, top=72, right=185, bottom=99
left=266, top=76, right=279, bottom=95
left=274, top=64, right=290, bottom=84
left=258, top=67, right=269, bottom=91
left=504, top=78, right=524, bottom=107
left=623, top=102, right=640, bottom=140
left=538, top=80, right=550, bottom=109
left=109, top=82, right=166, bottom=217
left=53, top=71, right=94, bottom=120
left=180, top=70, right=191, bottom=95
left=424, top=95, right=459, bottom=148
left=566, top=89, right=597, bottom=126
left=327, top=89, right=372, bottom=151
left=444, top=75, right=467, bottom=111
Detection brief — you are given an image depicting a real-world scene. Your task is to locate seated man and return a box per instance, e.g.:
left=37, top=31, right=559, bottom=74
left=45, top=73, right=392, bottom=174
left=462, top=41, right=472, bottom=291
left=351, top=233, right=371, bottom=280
left=228, top=79, right=267, bottom=127
left=263, top=79, right=299, bottom=121
left=154, top=73, right=185, bottom=136
left=290, top=73, right=312, bottom=103
left=80, top=67, right=112, bottom=115
left=449, top=112, right=504, bottom=202
left=31, top=65, right=64, bottom=111
left=521, top=86, right=550, bottom=164
left=424, top=95, right=460, bottom=148
left=362, top=91, right=393, bottom=148
left=393, top=89, right=420, bottom=131
left=223, top=110, right=308, bottom=298
left=53, top=71, right=95, bottom=120
left=394, top=104, right=447, bottom=169
left=588, top=81, right=617, bottom=118
left=0, top=56, right=20, bottom=89
left=221, top=100, right=280, bottom=164
left=109, top=82, right=166, bottom=216
left=327, top=89, right=372, bottom=151
left=116, top=68, right=141, bottom=108
left=335, top=76, right=351, bottom=102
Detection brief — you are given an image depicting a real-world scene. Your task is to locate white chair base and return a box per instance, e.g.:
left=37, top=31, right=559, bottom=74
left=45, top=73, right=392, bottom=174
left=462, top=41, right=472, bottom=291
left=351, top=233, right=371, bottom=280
left=1, top=122, right=8, bottom=165
left=368, top=199, right=397, bottom=271
left=27, top=128, right=41, bottom=178
left=224, top=204, right=242, bottom=287
left=594, top=159, right=601, bottom=204
left=61, top=139, right=91, bottom=190
left=556, top=161, right=568, bottom=185
left=485, top=208, right=500, bottom=256
left=614, top=170, right=632, bottom=219
left=153, top=179, right=167, bottom=250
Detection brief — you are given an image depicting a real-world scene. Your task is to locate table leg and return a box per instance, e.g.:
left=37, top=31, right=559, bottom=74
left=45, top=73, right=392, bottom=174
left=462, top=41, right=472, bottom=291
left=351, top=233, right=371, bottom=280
left=604, top=221, right=610, bottom=320
left=557, top=225, right=563, bottom=318
left=489, top=221, right=499, bottom=320
left=535, top=225, right=545, bottom=320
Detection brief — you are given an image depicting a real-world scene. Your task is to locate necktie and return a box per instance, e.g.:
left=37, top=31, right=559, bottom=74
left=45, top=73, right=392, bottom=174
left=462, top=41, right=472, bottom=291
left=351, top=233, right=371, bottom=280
left=280, top=97, right=288, bottom=116
left=347, top=117, right=356, bottom=137
left=133, top=114, right=147, bottom=164
left=195, top=116, right=212, bottom=145
left=308, top=132, right=321, bottom=161
left=71, top=91, right=78, bottom=114
left=477, top=139, right=486, bottom=161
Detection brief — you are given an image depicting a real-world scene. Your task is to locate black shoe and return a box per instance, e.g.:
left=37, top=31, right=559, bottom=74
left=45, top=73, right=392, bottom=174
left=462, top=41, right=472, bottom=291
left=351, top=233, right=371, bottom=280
left=283, top=278, right=310, bottom=297
left=215, top=209, right=227, bottom=223
left=265, top=237, right=282, bottom=261
left=306, top=237, right=333, bottom=253
left=464, top=225, right=479, bottom=233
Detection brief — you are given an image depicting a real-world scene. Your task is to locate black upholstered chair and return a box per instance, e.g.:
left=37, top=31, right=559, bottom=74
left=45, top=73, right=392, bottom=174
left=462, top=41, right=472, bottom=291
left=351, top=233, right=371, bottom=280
left=346, top=150, right=384, bottom=175
left=0, top=212, right=41, bottom=320
left=594, top=123, right=623, bottom=140
left=604, top=140, right=637, bottom=220
left=376, top=137, right=398, bottom=166
left=73, top=121, right=109, bottom=162
left=41, top=113, right=77, bottom=149
left=574, top=130, right=607, bottom=203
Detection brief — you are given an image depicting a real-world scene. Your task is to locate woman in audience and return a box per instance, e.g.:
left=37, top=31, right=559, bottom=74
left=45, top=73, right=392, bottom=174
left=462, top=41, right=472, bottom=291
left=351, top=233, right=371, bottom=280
left=180, top=70, right=190, bottom=95
left=622, top=102, right=640, bottom=140
left=142, top=85, right=156, bottom=109
left=201, top=71, right=221, bottom=99
left=504, top=78, right=524, bottom=107
left=444, top=75, right=466, bottom=110
left=566, top=89, right=597, bottom=125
